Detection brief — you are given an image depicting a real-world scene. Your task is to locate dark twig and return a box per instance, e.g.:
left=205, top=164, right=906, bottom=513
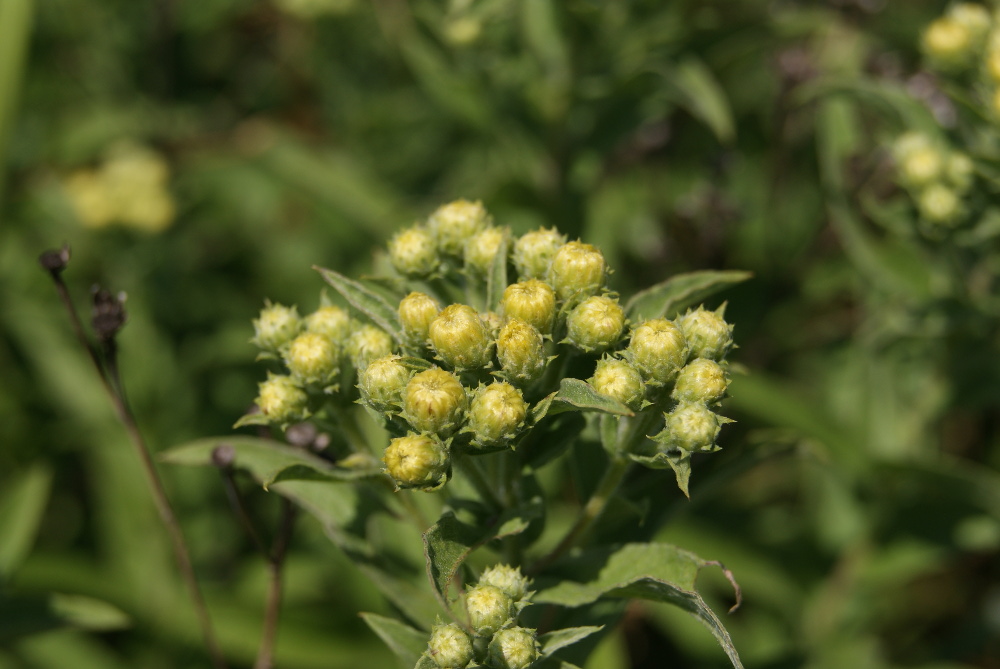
left=255, top=498, right=297, bottom=669
left=40, top=248, right=229, bottom=669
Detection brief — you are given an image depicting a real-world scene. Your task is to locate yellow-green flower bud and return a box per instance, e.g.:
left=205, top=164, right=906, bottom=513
left=918, top=183, right=962, bottom=225
left=672, top=358, right=728, bottom=404
left=951, top=3, right=991, bottom=43
left=590, top=357, right=645, bottom=411
left=627, top=318, right=687, bottom=385
left=896, top=140, right=943, bottom=189
left=428, top=199, right=491, bottom=256
left=256, top=373, right=309, bottom=424
left=383, top=433, right=450, bottom=490
left=359, top=354, right=411, bottom=412
left=488, top=627, right=539, bottom=669
left=566, top=295, right=626, bottom=352
left=501, top=280, right=556, bottom=335
left=512, top=227, right=566, bottom=279
left=284, top=332, right=339, bottom=386
left=428, top=304, right=495, bottom=370
left=676, top=307, right=734, bottom=361
left=479, top=564, right=531, bottom=602
left=389, top=226, right=440, bottom=277
left=305, top=305, right=351, bottom=343
left=465, top=584, right=514, bottom=637
left=496, top=318, right=547, bottom=385
left=403, top=368, right=468, bottom=435
left=428, top=622, right=474, bottom=669
left=399, top=292, right=441, bottom=345
left=346, top=324, right=395, bottom=370
left=946, top=153, right=974, bottom=192
left=465, top=382, right=528, bottom=449
left=923, top=17, right=974, bottom=68
left=662, top=402, right=721, bottom=452
left=251, top=301, right=301, bottom=352
left=548, top=241, right=608, bottom=301
left=464, top=226, right=506, bottom=275
left=986, top=42, right=1000, bottom=82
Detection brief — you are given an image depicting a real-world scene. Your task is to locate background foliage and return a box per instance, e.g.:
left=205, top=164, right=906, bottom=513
left=1, top=0, right=999, bottom=667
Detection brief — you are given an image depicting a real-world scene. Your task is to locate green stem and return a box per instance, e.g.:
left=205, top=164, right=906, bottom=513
left=454, top=453, right=503, bottom=511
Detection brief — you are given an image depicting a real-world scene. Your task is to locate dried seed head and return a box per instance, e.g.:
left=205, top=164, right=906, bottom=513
left=501, top=279, right=556, bottom=335
left=403, top=368, right=468, bottom=435
left=512, top=227, right=565, bottom=279
left=284, top=332, right=339, bottom=386
left=427, top=622, right=474, bottom=669
left=548, top=241, right=608, bottom=301
left=427, top=199, right=491, bottom=256
left=566, top=295, right=626, bottom=352
left=672, top=358, right=729, bottom=404
left=399, top=292, right=442, bottom=346
left=256, top=373, right=309, bottom=425
left=590, top=357, right=645, bottom=411
left=389, top=226, right=440, bottom=277
left=465, top=584, right=514, bottom=637
left=346, top=324, right=395, bottom=370
left=358, top=354, right=411, bottom=412
left=496, top=318, right=547, bottom=385
left=464, top=226, right=506, bottom=275
left=488, top=627, right=539, bottom=669
left=252, top=301, right=302, bottom=352
left=465, top=382, right=528, bottom=450
left=428, top=304, right=494, bottom=371
left=383, top=434, right=450, bottom=490
left=627, top=318, right=688, bottom=385
left=676, top=307, right=734, bottom=361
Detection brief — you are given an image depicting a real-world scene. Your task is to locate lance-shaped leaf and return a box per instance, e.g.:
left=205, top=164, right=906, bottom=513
left=625, top=270, right=751, bottom=322
left=316, top=266, right=404, bottom=343
left=424, top=500, right=543, bottom=608
left=0, top=464, right=52, bottom=580
left=361, top=613, right=428, bottom=668
left=160, top=436, right=383, bottom=488
left=538, top=625, right=604, bottom=657
left=629, top=450, right=692, bottom=498
left=534, top=543, right=743, bottom=669
left=533, top=379, right=633, bottom=422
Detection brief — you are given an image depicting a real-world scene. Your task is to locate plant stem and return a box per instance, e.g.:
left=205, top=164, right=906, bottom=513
left=454, top=452, right=503, bottom=511
left=529, top=456, right=631, bottom=575
left=254, top=499, right=296, bottom=669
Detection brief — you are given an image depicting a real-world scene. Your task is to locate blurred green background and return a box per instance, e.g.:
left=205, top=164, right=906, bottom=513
left=2, top=0, right=999, bottom=667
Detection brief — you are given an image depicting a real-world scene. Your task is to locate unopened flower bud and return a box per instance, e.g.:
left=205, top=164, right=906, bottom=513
left=590, top=357, right=645, bottom=411
left=946, top=153, right=974, bottom=192
left=513, top=227, right=565, bottom=279
left=403, top=368, right=468, bottom=435
left=627, top=319, right=687, bottom=385
left=256, top=373, right=309, bottom=424
left=677, top=307, right=734, bottom=361
left=479, top=564, right=531, bottom=602
left=918, top=183, right=962, bottom=225
left=399, top=292, right=441, bottom=345
left=383, top=434, right=450, bottom=490
left=465, top=382, right=528, bottom=450
left=429, top=304, right=494, bottom=370
left=284, top=332, right=339, bottom=386
left=672, top=358, right=728, bottom=404
left=496, top=318, right=547, bottom=385
left=923, top=17, right=974, bottom=68
left=464, top=226, right=506, bottom=275
left=566, top=295, right=626, bottom=352
left=488, top=627, right=539, bottom=669
left=305, top=305, right=352, bottom=343
left=465, top=584, right=514, bottom=637
left=549, top=241, right=607, bottom=301
left=252, top=302, right=301, bottom=352
left=428, top=622, right=474, bottom=669
left=501, top=280, right=556, bottom=335
left=894, top=133, right=943, bottom=189
left=389, top=226, right=440, bottom=277
left=428, top=199, right=490, bottom=256
left=951, top=3, right=991, bottom=42
left=346, top=324, right=395, bottom=371
left=359, top=354, right=411, bottom=412
left=661, top=402, right=722, bottom=452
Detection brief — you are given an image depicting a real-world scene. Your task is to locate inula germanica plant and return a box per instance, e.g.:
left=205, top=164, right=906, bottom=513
left=163, top=199, right=751, bottom=668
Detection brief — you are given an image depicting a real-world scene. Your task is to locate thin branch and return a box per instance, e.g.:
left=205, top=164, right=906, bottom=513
left=254, top=499, right=297, bottom=669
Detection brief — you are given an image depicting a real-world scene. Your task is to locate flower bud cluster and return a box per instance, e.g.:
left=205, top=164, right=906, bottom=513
left=892, top=132, right=973, bottom=231
left=426, top=565, right=538, bottom=669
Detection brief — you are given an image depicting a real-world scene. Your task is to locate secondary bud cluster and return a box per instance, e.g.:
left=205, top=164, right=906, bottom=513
left=425, top=565, right=538, bottom=669
left=891, top=132, right=973, bottom=232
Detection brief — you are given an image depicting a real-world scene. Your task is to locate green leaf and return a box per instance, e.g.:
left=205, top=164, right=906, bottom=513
left=486, top=228, right=511, bottom=312
left=48, top=595, right=131, bottom=632
left=629, top=450, right=692, bottom=498
left=666, top=58, right=735, bottom=144
left=398, top=33, right=491, bottom=129
left=624, top=270, right=752, bottom=322
left=0, top=464, right=53, bottom=580
left=360, top=613, right=427, bottom=668
left=545, top=379, right=634, bottom=417
left=534, top=543, right=743, bottom=669
left=315, top=266, right=404, bottom=344
left=0, top=0, right=33, bottom=207
left=423, top=502, right=543, bottom=607
left=538, top=625, right=604, bottom=657
left=160, top=436, right=382, bottom=488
